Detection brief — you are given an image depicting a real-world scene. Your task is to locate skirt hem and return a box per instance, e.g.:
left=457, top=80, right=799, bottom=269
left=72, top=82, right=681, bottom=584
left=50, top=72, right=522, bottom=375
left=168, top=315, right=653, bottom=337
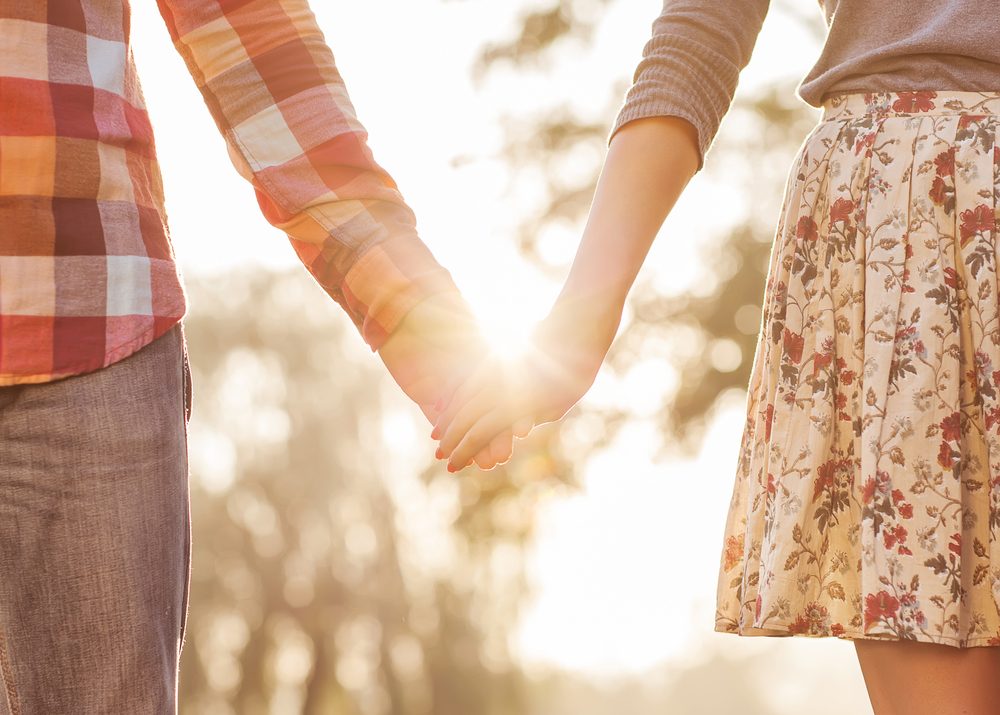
left=713, top=622, right=1000, bottom=648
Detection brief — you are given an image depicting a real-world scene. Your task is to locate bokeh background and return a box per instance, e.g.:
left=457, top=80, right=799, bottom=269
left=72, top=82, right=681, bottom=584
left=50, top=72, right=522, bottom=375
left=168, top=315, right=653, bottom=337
left=130, top=1, right=876, bottom=712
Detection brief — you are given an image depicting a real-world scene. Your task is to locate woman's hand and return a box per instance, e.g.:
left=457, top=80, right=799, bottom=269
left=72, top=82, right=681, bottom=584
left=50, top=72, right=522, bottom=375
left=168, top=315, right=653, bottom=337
left=431, top=292, right=623, bottom=472
left=376, top=289, right=518, bottom=470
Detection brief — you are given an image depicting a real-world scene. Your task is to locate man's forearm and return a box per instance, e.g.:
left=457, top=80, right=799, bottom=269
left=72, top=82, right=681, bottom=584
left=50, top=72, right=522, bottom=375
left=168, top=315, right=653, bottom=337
left=157, top=0, right=456, bottom=350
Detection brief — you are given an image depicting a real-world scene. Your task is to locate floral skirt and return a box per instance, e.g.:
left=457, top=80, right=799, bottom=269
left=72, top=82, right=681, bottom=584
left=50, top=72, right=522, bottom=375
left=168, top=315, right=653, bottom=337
left=714, top=90, right=1000, bottom=648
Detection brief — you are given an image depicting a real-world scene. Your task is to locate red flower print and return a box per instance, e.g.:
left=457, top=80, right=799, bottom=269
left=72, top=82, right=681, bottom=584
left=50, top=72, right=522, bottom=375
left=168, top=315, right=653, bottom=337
left=783, top=328, right=804, bottom=363
left=723, top=533, right=744, bottom=571
left=875, top=470, right=890, bottom=493
left=929, top=176, right=949, bottom=206
left=764, top=403, right=775, bottom=441
left=883, top=524, right=907, bottom=550
left=862, top=478, right=879, bottom=504
left=861, top=476, right=877, bottom=505
left=814, top=460, right=837, bottom=501
left=934, top=148, right=955, bottom=177
left=892, top=524, right=908, bottom=544
left=949, top=533, right=961, bottom=557
left=891, top=488, right=904, bottom=505
left=959, top=204, right=995, bottom=246
left=839, top=369, right=855, bottom=385
left=942, top=266, right=959, bottom=290
left=937, top=441, right=956, bottom=469
left=864, top=590, right=900, bottom=625
left=883, top=528, right=897, bottom=549
left=854, top=131, right=876, bottom=156
left=830, top=623, right=845, bottom=636
left=958, top=113, right=986, bottom=129
left=796, top=215, right=819, bottom=241
left=898, top=502, right=913, bottom=519
left=987, top=405, right=1000, bottom=433
left=941, top=411, right=962, bottom=442
left=788, top=601, right=830, bottom=635
left=829, top=197, right=855, bottom=224
left=788, top=615, right=810, bottom=634
left=766, top=472, right=776, bottom=497
left=812, top=350, right=833, bottom=377
left=892, top=91, right=936, bottom=113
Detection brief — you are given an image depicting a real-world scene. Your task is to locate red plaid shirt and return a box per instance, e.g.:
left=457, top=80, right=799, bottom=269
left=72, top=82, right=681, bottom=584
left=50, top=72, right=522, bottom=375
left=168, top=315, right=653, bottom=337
left=0, top=0, right=457, bottom=385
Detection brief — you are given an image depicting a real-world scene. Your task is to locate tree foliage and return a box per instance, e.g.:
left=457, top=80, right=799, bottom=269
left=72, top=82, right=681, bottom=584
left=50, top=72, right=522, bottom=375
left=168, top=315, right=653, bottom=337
left=179, top=269, right=568, bottom=714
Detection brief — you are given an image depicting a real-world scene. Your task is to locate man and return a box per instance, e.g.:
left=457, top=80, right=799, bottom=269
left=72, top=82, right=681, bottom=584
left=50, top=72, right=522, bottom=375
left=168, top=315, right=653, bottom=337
left=0, top=0, right=518, bottom=711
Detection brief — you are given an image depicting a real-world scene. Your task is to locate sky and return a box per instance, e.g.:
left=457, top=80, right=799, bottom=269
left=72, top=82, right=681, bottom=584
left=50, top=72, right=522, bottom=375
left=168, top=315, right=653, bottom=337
left=128, top=2, right=872, bottom=711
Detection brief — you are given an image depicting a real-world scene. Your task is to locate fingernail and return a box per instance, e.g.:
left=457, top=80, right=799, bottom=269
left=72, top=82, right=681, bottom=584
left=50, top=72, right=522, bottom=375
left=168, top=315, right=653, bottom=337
left=435, top=447, right=444, bottom=460
left=431, top=427, right=441, bottom=440
left=447, top=463, right=456, bottom=473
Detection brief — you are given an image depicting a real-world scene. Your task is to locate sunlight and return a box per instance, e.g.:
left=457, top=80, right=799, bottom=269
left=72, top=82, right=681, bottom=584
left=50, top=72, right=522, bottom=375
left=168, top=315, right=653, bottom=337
left=481, top=313, right=538, bottom=363
left=125, top=1, right=855, bottom=707
left=462, top=269, right=553, bottom=365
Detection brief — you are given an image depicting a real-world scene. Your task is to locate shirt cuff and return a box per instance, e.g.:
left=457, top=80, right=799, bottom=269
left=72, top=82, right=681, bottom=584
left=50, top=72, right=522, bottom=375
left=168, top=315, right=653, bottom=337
left=342, top=235, right=461, bottom=351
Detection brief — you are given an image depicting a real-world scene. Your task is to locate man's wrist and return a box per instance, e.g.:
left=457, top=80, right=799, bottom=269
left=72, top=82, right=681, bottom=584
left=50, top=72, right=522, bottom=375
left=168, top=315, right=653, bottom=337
left=342, top=234, right=461, bottom=351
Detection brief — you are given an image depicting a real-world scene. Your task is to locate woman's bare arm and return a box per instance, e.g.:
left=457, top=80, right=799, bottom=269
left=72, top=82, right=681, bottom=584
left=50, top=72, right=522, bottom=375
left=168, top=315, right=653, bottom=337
left=433, top=114, right=701, bottom=471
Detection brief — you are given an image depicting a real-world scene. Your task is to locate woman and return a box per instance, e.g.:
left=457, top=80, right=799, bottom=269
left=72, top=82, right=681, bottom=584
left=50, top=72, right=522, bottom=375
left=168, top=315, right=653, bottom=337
left=433, top=1, right=1000, bottom=712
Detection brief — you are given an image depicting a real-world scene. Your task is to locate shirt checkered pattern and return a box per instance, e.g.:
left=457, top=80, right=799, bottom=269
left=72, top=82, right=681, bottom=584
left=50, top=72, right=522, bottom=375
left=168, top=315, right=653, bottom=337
left=0, top=0, right=457, bottom=385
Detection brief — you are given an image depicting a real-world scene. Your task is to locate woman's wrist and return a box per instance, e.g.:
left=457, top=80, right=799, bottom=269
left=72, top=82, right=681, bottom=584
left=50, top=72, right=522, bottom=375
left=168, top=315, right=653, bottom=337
left=556, top=266, right=631, bottom=318
left=544, top=286, right=625, bottom=359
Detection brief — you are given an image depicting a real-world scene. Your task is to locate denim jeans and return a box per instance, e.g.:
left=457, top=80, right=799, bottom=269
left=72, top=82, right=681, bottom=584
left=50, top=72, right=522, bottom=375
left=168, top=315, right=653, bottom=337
left=0, top=323, right=192, bottom=714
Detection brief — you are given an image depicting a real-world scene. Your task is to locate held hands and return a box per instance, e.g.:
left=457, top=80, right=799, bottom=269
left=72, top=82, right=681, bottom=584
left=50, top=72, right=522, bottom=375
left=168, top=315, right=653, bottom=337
left=430, top=291, right=623, bottom=472
left=379, top=116, right=695, bottom=473
left=376, top=289, right=521, bottom=470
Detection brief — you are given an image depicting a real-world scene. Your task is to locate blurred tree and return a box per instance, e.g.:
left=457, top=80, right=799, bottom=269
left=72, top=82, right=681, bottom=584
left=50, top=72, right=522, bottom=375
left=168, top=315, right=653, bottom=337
left=178, top=269, right=569, bottom=714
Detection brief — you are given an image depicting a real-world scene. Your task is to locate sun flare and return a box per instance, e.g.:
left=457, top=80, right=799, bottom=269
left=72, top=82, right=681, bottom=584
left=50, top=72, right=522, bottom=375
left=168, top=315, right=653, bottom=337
left=481, top=313, right=538, bottom=363
left=465, top=281, right=549, bottom=364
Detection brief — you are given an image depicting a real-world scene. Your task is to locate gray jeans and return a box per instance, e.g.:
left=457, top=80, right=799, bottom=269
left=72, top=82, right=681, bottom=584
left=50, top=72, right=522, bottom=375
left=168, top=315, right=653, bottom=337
left=0, top=323, right=192, bottom=714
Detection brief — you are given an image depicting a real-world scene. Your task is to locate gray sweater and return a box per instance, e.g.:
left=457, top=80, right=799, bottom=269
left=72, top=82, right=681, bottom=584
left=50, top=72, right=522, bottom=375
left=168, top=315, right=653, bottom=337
left=614, top=0, right=1000, bottom=171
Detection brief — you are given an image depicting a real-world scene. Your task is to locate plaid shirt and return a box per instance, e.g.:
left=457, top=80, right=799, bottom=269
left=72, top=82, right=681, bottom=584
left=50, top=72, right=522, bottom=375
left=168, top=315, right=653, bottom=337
left=0, top=0, right=457, bottom=385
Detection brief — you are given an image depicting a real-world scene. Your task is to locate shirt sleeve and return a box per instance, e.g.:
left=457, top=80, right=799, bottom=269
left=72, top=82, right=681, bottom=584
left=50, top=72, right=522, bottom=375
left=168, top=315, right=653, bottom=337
left=610, top=0, right=771, bottom=172
left=155, top=0, right=459, bottom=351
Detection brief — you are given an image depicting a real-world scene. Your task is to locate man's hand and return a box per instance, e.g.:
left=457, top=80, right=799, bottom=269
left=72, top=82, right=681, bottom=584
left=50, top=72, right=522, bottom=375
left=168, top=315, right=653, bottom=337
left=376, top=289, right=519, bottom=470
left=431, top=292, right=623, bottom=472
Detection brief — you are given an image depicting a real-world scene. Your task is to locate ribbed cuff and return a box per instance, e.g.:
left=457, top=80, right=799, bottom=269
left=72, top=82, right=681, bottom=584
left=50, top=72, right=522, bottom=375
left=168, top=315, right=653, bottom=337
left=609, top=31, right=744, bottom=173
left=610, top=101, right=707, bottom=172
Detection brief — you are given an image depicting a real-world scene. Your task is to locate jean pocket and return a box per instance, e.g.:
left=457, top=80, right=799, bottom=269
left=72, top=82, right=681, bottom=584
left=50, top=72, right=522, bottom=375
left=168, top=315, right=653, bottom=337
left=180, top=329, right=193, bottom=424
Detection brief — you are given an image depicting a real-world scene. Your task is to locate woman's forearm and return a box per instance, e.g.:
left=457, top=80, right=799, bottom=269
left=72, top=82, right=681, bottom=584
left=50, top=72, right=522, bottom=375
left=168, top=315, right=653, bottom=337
left=556, top=115, right=701, bottom=317
left=435, top=117, right=702, bottom=467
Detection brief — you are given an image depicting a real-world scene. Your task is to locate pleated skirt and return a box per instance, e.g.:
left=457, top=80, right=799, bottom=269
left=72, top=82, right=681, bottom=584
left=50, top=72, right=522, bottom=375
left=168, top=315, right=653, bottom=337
left=714, top=90, right=1000, bottom=648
